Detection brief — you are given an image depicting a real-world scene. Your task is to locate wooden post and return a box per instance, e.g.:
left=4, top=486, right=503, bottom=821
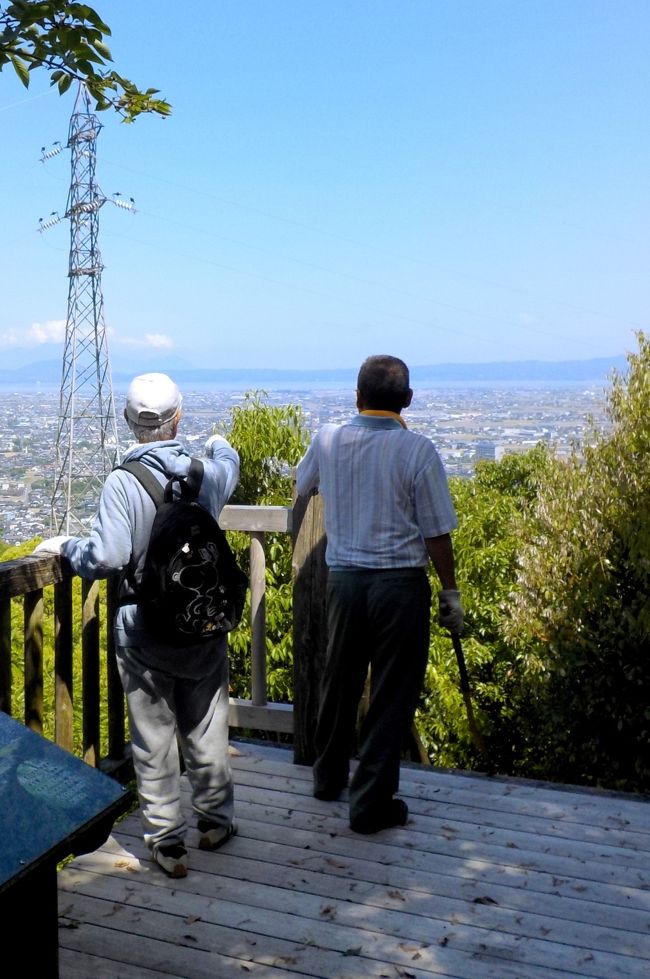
left=82, top=578, right=100, bottom=767
left=250, top=531, right=267, bottom=707
left=291, top=488, right=328, bottom=765
left=24, top=589, right=44, bottom=734
left=54, top=576, right=74, bottom=751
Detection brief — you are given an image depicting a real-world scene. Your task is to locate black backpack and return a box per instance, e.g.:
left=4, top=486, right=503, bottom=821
left=117, top=458, right=248, bottom=645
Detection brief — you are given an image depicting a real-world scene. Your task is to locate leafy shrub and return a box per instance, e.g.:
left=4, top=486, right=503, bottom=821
left=6, top=347, right=650, bottom=794
left=215, top=391, right=309, bottom=705
left=418, top=445, right=553, bottom=774
left=507, top=333, right=650, bottom=791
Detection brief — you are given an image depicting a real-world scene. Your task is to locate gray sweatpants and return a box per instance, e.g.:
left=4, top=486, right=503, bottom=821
left=116, top=638, right=233, bottom=850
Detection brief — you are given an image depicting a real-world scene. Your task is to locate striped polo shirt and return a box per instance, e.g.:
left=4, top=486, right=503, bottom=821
left=295, top=414, right=457, bottom=569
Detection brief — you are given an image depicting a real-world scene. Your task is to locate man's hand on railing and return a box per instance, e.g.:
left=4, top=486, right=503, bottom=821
left=32, top=535, right=74, bottom=555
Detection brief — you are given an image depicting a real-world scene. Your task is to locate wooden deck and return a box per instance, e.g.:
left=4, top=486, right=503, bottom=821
left=56, top=742, right=650, bottom=979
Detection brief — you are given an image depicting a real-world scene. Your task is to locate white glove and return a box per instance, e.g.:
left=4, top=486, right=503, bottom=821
left=33, top=535, right=74, bottom=555
left=205, top=433, right=230, bottom=457
left=438, top=589, right=464, bottom=634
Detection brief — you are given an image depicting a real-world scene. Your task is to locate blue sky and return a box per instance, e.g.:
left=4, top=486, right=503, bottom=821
left=1, top=0, right=649, bottom=372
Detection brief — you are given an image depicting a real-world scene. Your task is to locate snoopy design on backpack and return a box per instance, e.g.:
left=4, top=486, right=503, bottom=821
left=169, top=540, right=233, bottom=635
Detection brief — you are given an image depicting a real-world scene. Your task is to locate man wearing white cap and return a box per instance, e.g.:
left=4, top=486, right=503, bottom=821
left=35, top=372, right=240, bottom=878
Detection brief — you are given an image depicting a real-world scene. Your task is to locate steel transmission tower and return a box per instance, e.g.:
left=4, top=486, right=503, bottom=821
left=42, top=84, right=135, bottom=534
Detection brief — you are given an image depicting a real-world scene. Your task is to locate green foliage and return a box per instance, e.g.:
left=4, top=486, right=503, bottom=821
left=417, top=445, right=554, bottom=773
left=3, top=537, right=56, bottom=735
left=216, top=392, right=309, bottom=705
left=507, top=332, right=650, bottom=791
left=2, top=536, right=40, bottom=560
left=3, top=537, right=111, bottom=753
left=217, top=391, right=308, bottom=507
left=0, top=1, right=170, bottom=120
left=6, top=355, right=650, bottom=794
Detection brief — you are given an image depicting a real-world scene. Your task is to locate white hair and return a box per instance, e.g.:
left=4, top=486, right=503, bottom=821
left=128, top=417, right=178, bottom=443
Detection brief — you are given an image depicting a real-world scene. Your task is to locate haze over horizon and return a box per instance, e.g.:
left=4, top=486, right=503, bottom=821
left=2, top=1, right=648, bottom=372
left=0, top=351, right=628, bottom=390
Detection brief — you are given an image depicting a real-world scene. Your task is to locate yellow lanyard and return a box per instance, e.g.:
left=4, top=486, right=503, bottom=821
left=360, top=410, right=407, bottom=429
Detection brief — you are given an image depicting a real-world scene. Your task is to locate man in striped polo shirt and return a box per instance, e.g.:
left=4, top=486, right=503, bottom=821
left=296, top=354, right=463, bottom=834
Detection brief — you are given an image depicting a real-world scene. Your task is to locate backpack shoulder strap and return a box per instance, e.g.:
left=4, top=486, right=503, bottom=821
left=117, top=457, right=204, bottom=505
left=185, top=458, right=204, bottom=498
left=113, top=460, right=166, bottom=606
left=161, top=457, right=204, bottom=502
left=116, top=460, right=165, bottom=508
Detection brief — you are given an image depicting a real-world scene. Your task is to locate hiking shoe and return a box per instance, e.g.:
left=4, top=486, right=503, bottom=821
left=153, top=843, right=188, bottom=878
left=198, top=820, right=238, bottom=851
left=350, top=798, right=409, bottom=835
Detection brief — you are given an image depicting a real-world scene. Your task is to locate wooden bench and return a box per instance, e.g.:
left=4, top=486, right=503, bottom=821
left=0, top=710, right=133, bottom=978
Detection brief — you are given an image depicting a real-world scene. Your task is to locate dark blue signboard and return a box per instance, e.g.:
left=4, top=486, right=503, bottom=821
left=0, top=710, right=133, bottom=976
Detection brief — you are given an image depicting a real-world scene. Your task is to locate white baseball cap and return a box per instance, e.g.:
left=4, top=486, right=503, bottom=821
left=125, top=373, right=182, bottom=428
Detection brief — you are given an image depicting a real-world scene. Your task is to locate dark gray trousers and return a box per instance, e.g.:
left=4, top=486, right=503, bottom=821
left=313, top=567, right=431, bottom=822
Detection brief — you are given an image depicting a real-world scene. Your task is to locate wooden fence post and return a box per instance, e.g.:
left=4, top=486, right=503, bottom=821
left=291, top=488, right=328, bottom=765
left=24, top=589, right=44, bottom=734
left=81, top=579, right=100, bottom=767
left=250, top=531, right=267, bottom=706
left=54, top=576, right=74, bottom=752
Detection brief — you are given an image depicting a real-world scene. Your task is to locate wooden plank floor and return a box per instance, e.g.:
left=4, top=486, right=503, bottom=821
left=57, top=741, right=650, bottom=979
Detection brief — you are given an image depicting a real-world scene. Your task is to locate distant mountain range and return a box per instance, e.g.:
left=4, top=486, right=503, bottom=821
left=0, top=355, right=628, bottom=387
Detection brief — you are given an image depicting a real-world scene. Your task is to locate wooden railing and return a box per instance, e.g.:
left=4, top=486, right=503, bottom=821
left=0, top=495, right=328, bottom=772
left=220, top=504, right=294, bottom=735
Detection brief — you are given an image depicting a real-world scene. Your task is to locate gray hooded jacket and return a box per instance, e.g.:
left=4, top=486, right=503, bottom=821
left=62, top=436, right=239, bottom=649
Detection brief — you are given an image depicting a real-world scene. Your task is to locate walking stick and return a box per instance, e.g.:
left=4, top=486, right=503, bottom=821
left=450, top=631, right=488, bottom=758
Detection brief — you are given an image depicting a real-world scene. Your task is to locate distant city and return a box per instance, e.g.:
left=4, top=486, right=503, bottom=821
left=0, top=382, right=609, bottom=546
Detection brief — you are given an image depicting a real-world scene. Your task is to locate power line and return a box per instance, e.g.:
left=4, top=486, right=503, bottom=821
left=100, top=158, right=645, bottom=340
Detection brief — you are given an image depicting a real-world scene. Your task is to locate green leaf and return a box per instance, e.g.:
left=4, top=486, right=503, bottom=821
left=57, top=72, right=72, bottom=94
left=82, top=6, right=111, bottom=34
left=9, top=52, right=29, bottom=87
left=1, top=1, right=170, bottom=121
left=93, top=38, right=112, bottom=61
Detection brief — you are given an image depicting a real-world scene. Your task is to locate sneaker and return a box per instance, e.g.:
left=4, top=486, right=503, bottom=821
left=153, top=842, right=188, bottom=878
left=350, top=798, right=409, bottom=835
left=197, top=820, right=238, bottom=851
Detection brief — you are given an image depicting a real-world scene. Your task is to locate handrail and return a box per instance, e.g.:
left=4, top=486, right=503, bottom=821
left=219, top=505, right=292, bottom=716
left=0, top=504, right=301, bottom=773
left=220, top=505, right=293, bottom=732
